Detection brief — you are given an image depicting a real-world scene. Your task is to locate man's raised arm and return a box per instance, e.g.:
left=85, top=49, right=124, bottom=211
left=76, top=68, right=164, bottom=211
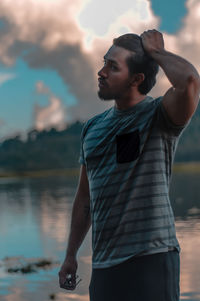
left=58, top=164, right=91, bottom=290
left=141, top=29, right=200, bottom=126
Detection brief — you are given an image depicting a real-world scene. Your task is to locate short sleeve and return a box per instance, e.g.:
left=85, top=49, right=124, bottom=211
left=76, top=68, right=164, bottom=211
left=78, top=114, right=101, bottom=165
left=79, top=124, right=86, bottom=165
left=156, top=98, right=190, bottom=137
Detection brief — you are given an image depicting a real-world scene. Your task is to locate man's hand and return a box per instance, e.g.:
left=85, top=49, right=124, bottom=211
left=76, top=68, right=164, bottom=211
left=140, top=30, right=200, bottom=126
left=141, top=29, right=164, bottom=55
left=58, top=256, right=78, bottom=290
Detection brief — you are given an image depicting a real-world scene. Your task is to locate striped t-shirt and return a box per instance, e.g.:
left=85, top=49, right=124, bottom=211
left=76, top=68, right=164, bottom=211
left=79, top=96, right=187, bottom=269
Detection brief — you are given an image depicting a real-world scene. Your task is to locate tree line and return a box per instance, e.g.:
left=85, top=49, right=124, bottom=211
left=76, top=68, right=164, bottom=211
left=0, top=108, right=200, bottom=172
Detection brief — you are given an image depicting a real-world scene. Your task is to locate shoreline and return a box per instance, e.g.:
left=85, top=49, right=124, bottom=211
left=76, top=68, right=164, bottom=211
left=0, top=168, right=80, bottom=178
left=1, top=162, right=200, bottom=178
left=173, top=162, right=200, bottom=173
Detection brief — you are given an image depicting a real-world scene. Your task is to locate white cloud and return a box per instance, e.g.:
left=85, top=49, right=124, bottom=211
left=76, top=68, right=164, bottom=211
left=0, top=0, right=160, bottom=121
left=77, top=0, right=156, bottom=38
left=0, top=0, right=199, bottom=123
left=0, top=73, right=16, bottom=86
left=34, top=81, right=66, bottom=131
left=149, top=0, right=200, bottom=98
left=176, top=0, right=200, bottom=70
left=36, top=81, right=50, bottom=95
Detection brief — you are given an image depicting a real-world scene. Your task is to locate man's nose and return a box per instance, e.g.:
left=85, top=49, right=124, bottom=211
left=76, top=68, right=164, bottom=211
left=98, top=66, right=107, bottom=78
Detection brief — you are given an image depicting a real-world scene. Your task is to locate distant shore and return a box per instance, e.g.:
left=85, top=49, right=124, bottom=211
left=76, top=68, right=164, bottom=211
left=1, top=162, right=200, bottom=178
left=0, top=168, right=80, bottom=178
left=173, top=162, right=200, bottom=173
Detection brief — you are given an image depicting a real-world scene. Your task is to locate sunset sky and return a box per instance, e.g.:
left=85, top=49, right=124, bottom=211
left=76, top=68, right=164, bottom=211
left=0, top=0, right=199, bottom=139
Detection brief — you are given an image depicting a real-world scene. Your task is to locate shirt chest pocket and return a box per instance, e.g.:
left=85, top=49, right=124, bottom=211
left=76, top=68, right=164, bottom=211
left=116, top=129, right=140, bottom=163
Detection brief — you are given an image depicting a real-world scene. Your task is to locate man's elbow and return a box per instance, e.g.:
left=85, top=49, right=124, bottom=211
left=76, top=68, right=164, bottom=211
left=187, top=73, right=200, bottom=91
left=184, top=74, right=200, bottom=105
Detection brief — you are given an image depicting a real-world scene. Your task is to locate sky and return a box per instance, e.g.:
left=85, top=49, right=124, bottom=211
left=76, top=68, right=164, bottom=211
left=0, top=0, right=199, bottom=139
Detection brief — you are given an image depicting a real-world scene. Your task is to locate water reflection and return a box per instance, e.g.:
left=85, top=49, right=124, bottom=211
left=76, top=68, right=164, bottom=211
left=170, top=173, right=200, bottom=219
left=0, top=172, right=200, bottom=301
left=176, top=219, right=200, bottom=299
left=39, top=191, right=71, bottom=245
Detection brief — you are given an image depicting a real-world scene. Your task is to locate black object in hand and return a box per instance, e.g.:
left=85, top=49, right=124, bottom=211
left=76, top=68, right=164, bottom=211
left=63, top=274, right=81, bottom=290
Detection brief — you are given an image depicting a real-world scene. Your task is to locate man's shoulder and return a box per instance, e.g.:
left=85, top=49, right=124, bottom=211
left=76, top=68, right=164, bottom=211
left=88, top=107, right=113, bottom=123
left=143, top=96, right=163, bottom=117
left=134, top=96, right=162, bottom=120
left=147, top=95, right=162, bottom=107
left=81, top=107, right=113, bottom=138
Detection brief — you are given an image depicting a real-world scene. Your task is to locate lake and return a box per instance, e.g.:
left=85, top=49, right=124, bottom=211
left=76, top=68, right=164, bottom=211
left=0, top=172, right=200, bottom=301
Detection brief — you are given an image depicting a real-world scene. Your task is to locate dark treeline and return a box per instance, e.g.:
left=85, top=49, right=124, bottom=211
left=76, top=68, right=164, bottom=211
left=0, top=107, right=200, bottom=172
left=0, top=121, right=83, bottom=171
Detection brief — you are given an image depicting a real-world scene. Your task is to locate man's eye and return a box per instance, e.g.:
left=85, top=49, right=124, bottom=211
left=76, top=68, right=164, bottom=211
left=102, top=60, right=118, bottom=71
left=111, top=64, right=118, bottom=71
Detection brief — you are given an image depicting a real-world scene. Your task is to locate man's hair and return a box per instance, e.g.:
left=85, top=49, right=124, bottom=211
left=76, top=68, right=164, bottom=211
left=113, top=33, right=159, bottom=94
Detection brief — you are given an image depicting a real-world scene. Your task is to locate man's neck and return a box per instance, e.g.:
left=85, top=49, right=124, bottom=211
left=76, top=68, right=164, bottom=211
left=114, top=94, right=146, bottom=111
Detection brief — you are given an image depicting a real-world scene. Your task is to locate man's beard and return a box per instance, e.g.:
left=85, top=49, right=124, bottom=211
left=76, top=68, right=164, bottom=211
left=97, top=90, right=115, bottom=101
left=97, top=82, right=132, bottom=101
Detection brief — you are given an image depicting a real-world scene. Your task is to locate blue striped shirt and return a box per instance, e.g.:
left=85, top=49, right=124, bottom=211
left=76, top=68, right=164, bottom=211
left=80, top=96, right=187, bottom=268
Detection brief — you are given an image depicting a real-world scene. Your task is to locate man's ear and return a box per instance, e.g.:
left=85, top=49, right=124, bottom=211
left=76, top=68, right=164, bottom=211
left=130, top=73, right=145, bottom=87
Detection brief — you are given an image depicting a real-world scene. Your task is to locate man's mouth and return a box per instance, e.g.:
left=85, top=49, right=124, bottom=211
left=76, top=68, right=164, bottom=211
left=98, top=78, right=107, bottom=88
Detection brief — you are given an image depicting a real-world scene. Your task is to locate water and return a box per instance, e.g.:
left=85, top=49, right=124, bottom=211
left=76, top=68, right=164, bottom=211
left=0, top=172, right=200, bottom=301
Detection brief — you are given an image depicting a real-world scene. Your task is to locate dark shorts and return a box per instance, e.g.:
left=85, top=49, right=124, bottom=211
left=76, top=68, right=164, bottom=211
left=89, top=250, right=180, bottom=301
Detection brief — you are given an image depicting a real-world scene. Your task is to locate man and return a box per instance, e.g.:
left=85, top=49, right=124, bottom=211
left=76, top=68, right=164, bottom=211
left=59, top=29, right=200, bottom=301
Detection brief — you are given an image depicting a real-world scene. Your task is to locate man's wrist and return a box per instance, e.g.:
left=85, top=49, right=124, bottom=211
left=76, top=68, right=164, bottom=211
left=65, top=252, right=77, bottom=260
left=147, top=48, right=166, bottom=60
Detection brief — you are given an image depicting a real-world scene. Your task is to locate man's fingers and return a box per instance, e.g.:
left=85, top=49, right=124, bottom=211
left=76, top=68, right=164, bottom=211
left=58, top=271, right=66, bottom=285
left=60, top=283, right=76, bottom=291
left=141, top=29, right=160, bottom=36
left=59, top=272, right=77, bottom=290
left=140, top=29, right=164, bottom=55
left=59, top=277, right=66, bottom=287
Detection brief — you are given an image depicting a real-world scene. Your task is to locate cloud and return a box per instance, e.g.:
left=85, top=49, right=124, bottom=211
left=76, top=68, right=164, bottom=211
left=0, top=0, right=199, bottom=123
left=34, top=81, right=66, bottom=131
left=176, top=0, right=200, bottom=68
left=149, top=0, right=200, bottom=99
left=0, top=73, right=16, bottom=86
left=0, top=119, right=5, bottom=127
left=36, top=81, right=50, bottom=95
left=0, top=0, right=160, bottom=121
left=27, top=43, right=107, bottom=121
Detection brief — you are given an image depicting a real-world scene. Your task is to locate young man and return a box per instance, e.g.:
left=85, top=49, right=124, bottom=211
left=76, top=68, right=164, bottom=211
left=58, top=29, right=200, bottom=301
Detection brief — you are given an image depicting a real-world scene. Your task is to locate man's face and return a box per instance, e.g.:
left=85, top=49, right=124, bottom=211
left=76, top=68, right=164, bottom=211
left=97, top=45, right=134, bottom=101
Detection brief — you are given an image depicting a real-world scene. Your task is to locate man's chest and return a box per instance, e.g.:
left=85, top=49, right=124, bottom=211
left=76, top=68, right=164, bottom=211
left=83, top=116, right=152, bottom=168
